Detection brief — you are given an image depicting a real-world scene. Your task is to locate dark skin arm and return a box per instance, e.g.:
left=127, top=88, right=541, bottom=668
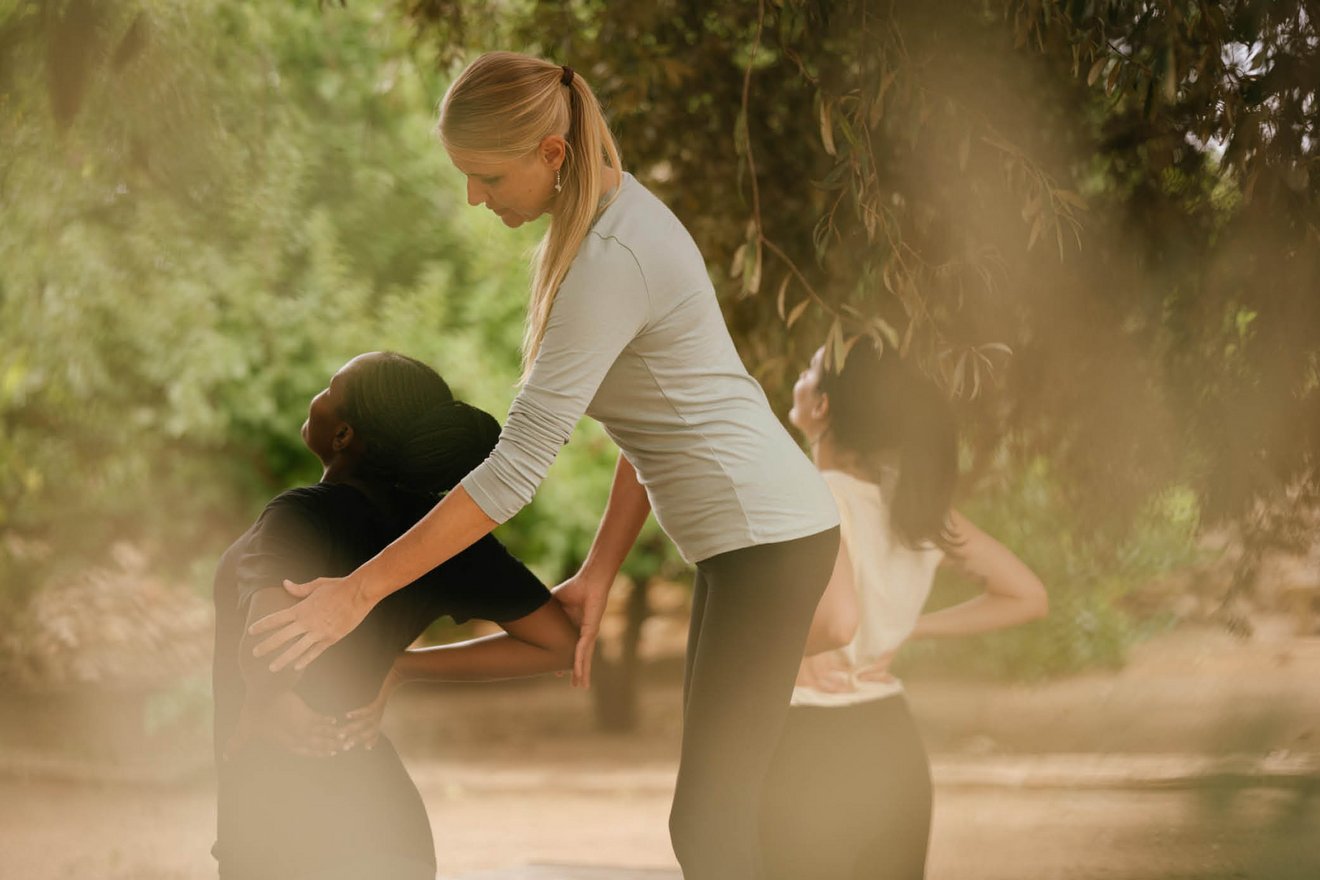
left=335, top=599, right=576, bottom=751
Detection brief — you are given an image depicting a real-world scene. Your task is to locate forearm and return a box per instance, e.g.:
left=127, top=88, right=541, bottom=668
left=355, top=486, right=498, bottom=604
left=394, top=634, right=569, bottom=683
left=579, top=453, right=651, bottom=581
left=802, top=580, right=858, bottom=654
left=801, top=541, right=858, bottom=656
left=912, top=592, right=1046, bottom=640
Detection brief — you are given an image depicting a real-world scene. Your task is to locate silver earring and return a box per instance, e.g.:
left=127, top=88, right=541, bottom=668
left=554, top=168, right=562, bottom=193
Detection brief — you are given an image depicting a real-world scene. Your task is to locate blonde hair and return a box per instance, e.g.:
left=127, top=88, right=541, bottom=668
left=438, top=52, right=622, bottom=380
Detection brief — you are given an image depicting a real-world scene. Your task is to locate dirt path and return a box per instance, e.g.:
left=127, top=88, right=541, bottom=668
left=2, top=768, right=1316, bottom=879
left=1, top=622, right=1318, bottom=878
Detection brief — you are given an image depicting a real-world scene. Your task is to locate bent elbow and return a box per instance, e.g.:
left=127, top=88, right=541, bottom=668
left=1028, top=587, right=1050, bottom=622
left=822, top=616, right=860, bottom=652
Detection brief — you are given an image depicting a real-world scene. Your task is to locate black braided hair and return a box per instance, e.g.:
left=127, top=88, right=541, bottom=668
left=337, top=352, right=499, bottom=497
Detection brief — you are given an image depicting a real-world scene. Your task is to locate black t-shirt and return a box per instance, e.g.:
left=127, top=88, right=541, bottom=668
left=211, top=481, right=548, bottom=879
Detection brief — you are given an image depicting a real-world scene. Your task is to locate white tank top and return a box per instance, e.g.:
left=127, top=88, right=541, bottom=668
left=791, top=469, right=943, bottom=707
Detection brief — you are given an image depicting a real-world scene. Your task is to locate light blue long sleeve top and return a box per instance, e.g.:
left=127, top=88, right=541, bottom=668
left=460, top=173, right=838, bottom=564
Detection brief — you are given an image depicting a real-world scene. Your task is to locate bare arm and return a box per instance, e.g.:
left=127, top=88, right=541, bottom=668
left=801, top=539, right=859, bottom=656
left=335, top=599, right=577, bottom=751
left=912, top=509, right=1049, bottom=640
left=579, top=453, right=653, bottom=583
left=553, top=453, right=652, bottom=687
left=393, top=599, right=577, bottom=683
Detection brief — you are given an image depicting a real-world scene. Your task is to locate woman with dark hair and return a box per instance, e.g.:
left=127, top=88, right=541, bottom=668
left=759, top=342, right=1049, bottom=879
left=211, top=351, right=575, bottom=880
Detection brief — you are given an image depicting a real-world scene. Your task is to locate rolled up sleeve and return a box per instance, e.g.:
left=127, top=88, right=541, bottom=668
left=460, top=235, right=649, bottom=522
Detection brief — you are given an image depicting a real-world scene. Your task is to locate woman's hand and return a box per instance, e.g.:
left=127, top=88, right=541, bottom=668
left=795, top=649, right=856, bottom=693
left=552, top=571, right=613, bottom=689
left=247, top=575, right=374, bottom=672
left=336, top=665, right=404, bottom=752
left=224, top=692, right=341, bottom=760
left=854, top=647, right=898, bottom=684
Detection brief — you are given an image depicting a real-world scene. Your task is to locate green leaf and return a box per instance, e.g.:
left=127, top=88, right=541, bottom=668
left=819, top=97, right=836, bottom=157
left=744, top=239, right=763, bottom=295
left=730, top=242, right=747, bottom=279
left=786, top=298, right=810, bottom=328
left=1087, top=56, right=1108, bottom=87
left=828, top=318, right=846, bottom=372
left=1054, top=189, right=1087, bottom=210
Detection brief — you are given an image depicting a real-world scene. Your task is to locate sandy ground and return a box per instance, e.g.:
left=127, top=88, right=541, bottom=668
left=2, top=768, right=1316, bottom=879
left=1, top=621, right=1318, bottom=879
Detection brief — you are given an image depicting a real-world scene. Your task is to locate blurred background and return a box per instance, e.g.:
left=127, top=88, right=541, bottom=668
left=1, top=1, right=1317, bottom=878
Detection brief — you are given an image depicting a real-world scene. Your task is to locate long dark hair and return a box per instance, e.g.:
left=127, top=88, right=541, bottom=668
left=337, top=352, right=499, bottom=498
left=819, top=342, right=959, bottom=552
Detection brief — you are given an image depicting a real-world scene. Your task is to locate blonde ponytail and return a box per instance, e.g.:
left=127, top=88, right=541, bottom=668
left=437, top=52, right=622, bottom=382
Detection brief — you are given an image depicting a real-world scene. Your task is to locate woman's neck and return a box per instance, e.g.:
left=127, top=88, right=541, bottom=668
left=811, top=433, right=849, bottom=474
left=321, top=457, right=369, bottom=489
left=811, top=433, right=878, bottom=484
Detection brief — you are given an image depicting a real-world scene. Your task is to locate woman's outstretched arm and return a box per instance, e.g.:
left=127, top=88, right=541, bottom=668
left=249, top=486, right=498, bottom=672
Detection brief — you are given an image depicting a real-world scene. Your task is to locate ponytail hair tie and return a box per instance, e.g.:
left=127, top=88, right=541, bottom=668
left=560, top=65, right=574, bottom=87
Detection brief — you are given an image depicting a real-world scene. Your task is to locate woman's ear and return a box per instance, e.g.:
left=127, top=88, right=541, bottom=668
left=331, top=423, right=355, bottom=453
left=539, top=134, right=567, bottom=171
left=813, top=391, right=831, bottom=422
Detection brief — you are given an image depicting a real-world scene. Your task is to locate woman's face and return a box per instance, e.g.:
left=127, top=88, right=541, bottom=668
left=448, top=141, right=562, bottom=228
left=789, top=346, right=830, bottom=436
left=301, top=355, right=372, bottom=465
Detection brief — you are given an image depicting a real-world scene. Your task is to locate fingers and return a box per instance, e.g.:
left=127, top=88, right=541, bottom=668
left=818, top=672, right=857, bottom=693
left=248, top=607, right=296, bottom=638
left=251, top=621, right=305, bottom=658
left=336, top=716, right=381, bottom=752
left=283, top=577, right=316, bottom=598
left=291, top=639, right=330, bottom=672
left=287, top=731, right=341, bottom=759
left=572, top=629, right=596, bottom=689
left=855, top=650, right=897, bottom=683
left=269, top=632, right=320, bottom=673
left=855, top=669, right=895, bottom=683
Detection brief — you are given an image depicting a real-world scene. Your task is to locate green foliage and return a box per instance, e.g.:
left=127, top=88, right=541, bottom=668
left=405, top=0, right=1318, bottom=552
left=5, top=0, right=1317, bottom=682
left=0, top=0, right=661, bottom=638
left=903, top=458, right=1202, bottom=680
left=390, top=4, right=1317, bottom=684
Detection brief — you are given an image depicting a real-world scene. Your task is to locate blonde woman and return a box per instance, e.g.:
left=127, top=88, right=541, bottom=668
left=759, top=341, right=1049, bottom=879
left=249, top=52, right=840, bottom=878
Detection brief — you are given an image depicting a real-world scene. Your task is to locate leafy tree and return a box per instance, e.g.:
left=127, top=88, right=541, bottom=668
left=0, top=0, right=666, bottom=653
left=396, top=0, right=1318, bottom=661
